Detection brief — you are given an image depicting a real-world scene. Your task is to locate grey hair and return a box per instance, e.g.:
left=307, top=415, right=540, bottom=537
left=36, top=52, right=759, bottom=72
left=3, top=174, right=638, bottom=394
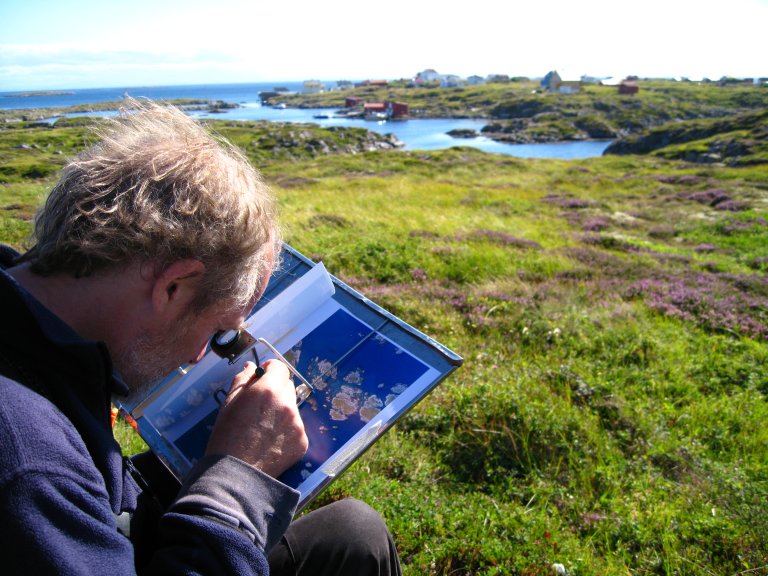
left=21, top=98, right=281, bottom=312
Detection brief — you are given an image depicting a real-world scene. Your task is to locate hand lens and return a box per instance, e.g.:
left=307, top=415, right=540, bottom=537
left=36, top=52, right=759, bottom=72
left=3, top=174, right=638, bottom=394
left=211, top=328, right=257, bottom=364
left=210, top=327, right=314, bottom=405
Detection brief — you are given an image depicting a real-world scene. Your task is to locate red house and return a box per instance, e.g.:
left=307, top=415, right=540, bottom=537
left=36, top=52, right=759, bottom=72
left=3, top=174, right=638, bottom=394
left=389, top=101, right=409, bottom=119
left=619, top=80, right=639, bottom=95
left=345, top=96, right=363, bottom=108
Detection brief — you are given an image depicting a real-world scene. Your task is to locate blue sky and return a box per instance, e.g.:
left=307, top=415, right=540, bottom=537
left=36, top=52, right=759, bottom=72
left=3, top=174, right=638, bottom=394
left=1, top=0, right=767, bottom=91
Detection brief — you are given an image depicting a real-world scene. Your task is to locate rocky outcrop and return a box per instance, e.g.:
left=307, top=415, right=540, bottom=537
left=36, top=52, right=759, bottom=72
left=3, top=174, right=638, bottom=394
left=447, top=129, right=480, bottom=139
left=478, top=112, right=619, bottom=144
left=604, top=109, right=768, bottom=165
left=243, top=122, right=404, bottom=161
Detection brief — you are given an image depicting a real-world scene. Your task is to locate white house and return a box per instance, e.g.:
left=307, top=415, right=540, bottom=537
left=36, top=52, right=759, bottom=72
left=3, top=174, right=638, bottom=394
left=541, top=70, right=581, bottom=93
left=414, top=69, right=441, bottom=85
left=440, top=74, right=465, bottom=87
left=303, top=79, right=325, bottom=93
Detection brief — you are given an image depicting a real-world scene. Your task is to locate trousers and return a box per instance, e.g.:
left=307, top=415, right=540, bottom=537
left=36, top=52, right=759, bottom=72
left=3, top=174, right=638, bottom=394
left=268, top=498, right=402, bottom=576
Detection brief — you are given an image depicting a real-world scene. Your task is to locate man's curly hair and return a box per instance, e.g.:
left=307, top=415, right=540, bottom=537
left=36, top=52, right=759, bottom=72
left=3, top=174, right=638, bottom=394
left=20, top=98, right=281, bottom=313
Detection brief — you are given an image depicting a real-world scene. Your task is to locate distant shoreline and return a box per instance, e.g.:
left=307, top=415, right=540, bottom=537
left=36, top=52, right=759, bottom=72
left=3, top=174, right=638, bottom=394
left=3, top=90, right=76, bottom=98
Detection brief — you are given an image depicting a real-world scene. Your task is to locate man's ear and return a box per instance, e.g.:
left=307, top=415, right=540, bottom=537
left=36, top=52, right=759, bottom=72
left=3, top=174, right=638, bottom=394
left=150, top=259, right=206, bottom=317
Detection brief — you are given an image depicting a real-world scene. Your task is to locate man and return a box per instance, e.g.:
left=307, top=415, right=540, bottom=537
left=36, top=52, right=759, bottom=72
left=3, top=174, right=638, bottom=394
left=0, top=100, right=401, bottom=575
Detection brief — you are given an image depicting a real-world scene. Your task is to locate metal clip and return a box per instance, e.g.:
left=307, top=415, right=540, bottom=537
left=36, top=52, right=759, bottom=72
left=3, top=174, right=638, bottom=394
left=210, top=328, right=314, bottom=406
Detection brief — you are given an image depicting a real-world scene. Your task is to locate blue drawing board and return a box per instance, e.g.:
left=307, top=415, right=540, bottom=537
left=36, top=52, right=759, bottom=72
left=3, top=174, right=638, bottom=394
left=116, top=245, right=463, bottom=510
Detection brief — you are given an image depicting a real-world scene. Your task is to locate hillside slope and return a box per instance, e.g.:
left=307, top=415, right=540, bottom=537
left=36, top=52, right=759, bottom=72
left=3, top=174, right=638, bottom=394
left=604, top=109, right=768, bottom=165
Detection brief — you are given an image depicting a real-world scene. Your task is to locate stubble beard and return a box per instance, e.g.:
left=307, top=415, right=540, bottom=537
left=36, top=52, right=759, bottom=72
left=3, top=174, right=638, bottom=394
left=113, top=321, right=192, bottom=398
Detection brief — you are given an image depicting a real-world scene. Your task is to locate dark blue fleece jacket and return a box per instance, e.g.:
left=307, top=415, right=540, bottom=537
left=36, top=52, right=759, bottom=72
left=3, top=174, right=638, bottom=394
left=0, top=245, right=299, bottom=575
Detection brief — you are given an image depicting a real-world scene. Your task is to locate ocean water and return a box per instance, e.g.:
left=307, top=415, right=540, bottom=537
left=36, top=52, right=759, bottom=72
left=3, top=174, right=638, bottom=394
left=0, top=82, right=304, bottom=110
left=0, top=83, right=611, bottom=158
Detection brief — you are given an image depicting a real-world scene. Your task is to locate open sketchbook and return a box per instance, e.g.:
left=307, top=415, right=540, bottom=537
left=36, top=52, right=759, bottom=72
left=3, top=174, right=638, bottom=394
left=115, top=245, right=463, bottom=510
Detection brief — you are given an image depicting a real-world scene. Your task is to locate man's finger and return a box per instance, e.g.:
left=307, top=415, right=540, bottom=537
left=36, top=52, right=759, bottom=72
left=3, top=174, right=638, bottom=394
left=225, top=361, right=259, bottom=403
left=259, top=360, right=296, bottom=401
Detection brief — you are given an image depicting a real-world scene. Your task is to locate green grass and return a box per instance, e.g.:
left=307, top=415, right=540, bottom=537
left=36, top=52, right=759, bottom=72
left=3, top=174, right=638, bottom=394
left=259, top=149, right=768, bottom=575
left=2, top=119, right=767, bottom=575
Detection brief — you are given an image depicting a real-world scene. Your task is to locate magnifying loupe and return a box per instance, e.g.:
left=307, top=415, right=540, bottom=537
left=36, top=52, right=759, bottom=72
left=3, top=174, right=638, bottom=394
left=210, top=328, right=314, bottom=405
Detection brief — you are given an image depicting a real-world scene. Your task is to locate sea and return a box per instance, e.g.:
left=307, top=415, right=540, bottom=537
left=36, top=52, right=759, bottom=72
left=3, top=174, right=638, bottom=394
left=0, top=82, right=611, bottom=159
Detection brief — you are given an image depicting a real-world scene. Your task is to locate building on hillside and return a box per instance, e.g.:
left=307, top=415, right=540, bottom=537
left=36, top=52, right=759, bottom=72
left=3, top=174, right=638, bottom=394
left=618, top=80, right=639, bottom=95
left=540, top=70, right=561, bottom=90
left=388, top=101, right=409, bottom=119
left=414, top=69, right=441, bottom=85
left=345, top=96, right=363, bottom=108
left=359, top=101, right=409, bottom=120
left=467, top=75, right=486, bottom=85
left=303, top=79, right=325, bottom=93
left=440, top=74, right=465, bottom=87
left=541, top=70, right=581, bottom=93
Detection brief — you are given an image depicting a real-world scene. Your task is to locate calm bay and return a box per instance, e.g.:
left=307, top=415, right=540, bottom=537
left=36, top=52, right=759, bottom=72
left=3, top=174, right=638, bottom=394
left=1, top=82, right=612, bottom=159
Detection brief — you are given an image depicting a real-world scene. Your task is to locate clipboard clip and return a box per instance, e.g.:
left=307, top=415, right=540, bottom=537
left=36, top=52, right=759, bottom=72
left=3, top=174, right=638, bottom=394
left=210, top=328, right=314, bottom=406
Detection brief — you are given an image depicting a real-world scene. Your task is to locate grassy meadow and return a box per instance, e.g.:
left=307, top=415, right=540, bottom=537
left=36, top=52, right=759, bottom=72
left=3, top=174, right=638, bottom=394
left=3, top=116, right=767, bottom=575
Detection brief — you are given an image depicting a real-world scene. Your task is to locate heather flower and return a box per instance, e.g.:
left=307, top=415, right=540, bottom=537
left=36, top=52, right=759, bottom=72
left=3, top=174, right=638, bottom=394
left=626, top=273, right=767, bottom=340
left=541, top=194, right=592, bottom=209
left=684, top=189, right=731, bottom=206
left=410, top=268, right=428, bottom=282
left=665, top=175, right=706, bottom=185
left=720, top=217, right=768, bottom=234
left=458, top=229, right=542, bottom=250
left=582, top=218, right=610, bottom=232
left=560, top=198, right=592, bottom=209
left=713, top=200, right=749, bottom=212
left=563, top=247, right=637, bottom=277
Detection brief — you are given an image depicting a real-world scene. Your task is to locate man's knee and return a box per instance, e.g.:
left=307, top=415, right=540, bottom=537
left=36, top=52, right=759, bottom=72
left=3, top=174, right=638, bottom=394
left=271, top=497, right=401, bottom=576
left=319, top=498, right=392, bottom=556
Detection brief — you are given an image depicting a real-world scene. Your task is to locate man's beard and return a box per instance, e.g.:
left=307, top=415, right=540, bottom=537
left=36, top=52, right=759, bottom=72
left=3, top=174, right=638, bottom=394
left=113, top=321, right=192, bottom=398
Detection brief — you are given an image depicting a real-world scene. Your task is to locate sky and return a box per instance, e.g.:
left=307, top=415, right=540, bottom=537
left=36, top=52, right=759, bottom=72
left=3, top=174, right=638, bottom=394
left=1, top=0, right=767, bottom=92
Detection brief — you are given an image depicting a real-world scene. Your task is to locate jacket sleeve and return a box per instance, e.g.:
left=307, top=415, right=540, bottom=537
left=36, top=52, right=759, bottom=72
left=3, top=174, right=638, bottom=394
left=0, top=381, right=299, bottom=576
left=147, top=454, right=300, bottom=575
left=1, top=465, right=138, bottom=575
left=0, top=386, right=138, bottom=576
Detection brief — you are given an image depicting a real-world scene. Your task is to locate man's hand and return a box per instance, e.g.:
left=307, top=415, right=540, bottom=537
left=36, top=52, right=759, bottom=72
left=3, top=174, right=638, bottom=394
left=205, top=360, right=308, bottom=478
